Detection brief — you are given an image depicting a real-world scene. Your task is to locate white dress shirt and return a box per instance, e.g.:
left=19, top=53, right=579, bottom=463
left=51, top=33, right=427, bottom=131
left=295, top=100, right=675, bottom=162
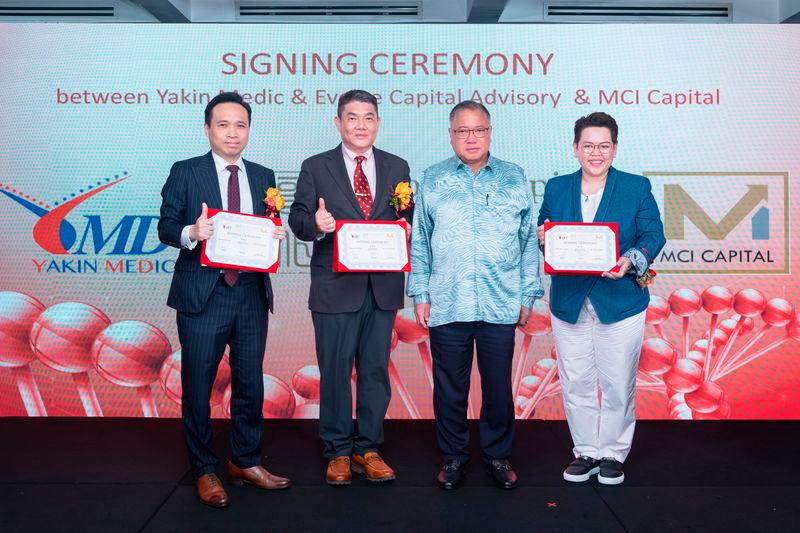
left=181, top=151, right=253, bottom=249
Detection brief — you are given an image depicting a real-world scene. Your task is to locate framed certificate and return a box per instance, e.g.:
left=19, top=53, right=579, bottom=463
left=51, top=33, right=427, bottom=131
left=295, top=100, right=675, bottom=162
left=543, top=222, right=619, bottom=275
left=333, top=220, right=411, bottom=272
left=200, top=209, right=281, bottom=273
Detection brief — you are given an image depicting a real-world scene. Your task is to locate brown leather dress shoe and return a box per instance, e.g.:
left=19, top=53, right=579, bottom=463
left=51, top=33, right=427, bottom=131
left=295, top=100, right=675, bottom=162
left=196, top=473, right=230, bottom=508
left=326, top=456, right=352, bottom=486
left=351, top=452, right=396, bottom=482
left=227, top=463, right=291, bottom=490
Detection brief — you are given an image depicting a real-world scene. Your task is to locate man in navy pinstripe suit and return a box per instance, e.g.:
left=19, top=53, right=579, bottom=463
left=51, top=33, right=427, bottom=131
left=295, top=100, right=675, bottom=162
left=158, top=92, right=291, bottom=508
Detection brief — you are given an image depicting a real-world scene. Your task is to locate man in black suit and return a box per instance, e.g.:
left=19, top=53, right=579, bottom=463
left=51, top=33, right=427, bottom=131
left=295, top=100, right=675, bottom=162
left=288, top=90, right=411, bottom=485
left=158, top=92, right=291, bottom=508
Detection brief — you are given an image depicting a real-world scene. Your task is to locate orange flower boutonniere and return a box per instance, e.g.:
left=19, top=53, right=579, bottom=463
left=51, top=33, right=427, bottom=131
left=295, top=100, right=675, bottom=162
left=264, top=187, right=285, bottom=218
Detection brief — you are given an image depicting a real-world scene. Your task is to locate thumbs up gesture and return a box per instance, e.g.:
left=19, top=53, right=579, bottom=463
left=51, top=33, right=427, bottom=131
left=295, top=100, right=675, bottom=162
left=189, top=202, right=214, bottom=241
left=315, top=197, right=336, bottom=234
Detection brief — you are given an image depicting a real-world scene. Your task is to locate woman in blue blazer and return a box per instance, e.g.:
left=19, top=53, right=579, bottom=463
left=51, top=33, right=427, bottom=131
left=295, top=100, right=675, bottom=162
left=537, top=112, right=665, bottom=485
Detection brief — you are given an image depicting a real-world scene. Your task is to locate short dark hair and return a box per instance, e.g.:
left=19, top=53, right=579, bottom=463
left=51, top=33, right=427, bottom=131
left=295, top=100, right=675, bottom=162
left=337, top=89, right=378, bottom=118
left=573, top=112, right=618, bottom=144
left=449, top=100, right=491, bottom=122
left=205, top=91, right=252, bottom=126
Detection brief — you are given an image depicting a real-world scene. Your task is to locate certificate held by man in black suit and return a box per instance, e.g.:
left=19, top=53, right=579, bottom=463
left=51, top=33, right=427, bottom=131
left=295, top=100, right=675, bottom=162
left=288, top=89, right=413, bottom=486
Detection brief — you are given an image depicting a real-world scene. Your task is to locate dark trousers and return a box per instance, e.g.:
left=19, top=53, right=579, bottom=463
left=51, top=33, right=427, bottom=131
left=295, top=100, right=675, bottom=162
left=429, top=321, right=516, bottom=463
left=176, top=273, right=268, bottom=478
left=312, top=284, right=396, bottom=459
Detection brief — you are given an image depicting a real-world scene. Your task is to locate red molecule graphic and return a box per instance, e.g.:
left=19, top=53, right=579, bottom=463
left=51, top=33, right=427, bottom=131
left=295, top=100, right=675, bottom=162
left=0, top=292, right=47, bottom=416
left=685, top=381, right=725, bottom=414
left=30, top=302, right=110, bottom=416
left=663, top=358, right=703, bottom=393
left=92, top=321, right=171, bottom=417
left=291, top=365, right=320, bottom=400
left=639, top=338, right=677, bottom=375
left=733, top=288, right=766, bottom=317
left=669, top=288, right=702, bottom=317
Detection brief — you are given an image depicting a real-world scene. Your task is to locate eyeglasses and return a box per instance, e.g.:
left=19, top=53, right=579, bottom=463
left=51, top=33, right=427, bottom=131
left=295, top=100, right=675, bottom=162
left=579, top=142, right=614, bottom=155
left=451, top=126, right=491, bottom=139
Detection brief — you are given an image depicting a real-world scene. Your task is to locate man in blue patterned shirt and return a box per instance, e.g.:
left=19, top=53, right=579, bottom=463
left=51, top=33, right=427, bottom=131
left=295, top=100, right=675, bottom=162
left=407, top=101, right=544, bottom=490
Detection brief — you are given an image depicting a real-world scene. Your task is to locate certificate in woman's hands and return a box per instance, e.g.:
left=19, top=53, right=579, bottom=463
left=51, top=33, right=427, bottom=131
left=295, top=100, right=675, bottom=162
left=200, top=209, right=281, bottom=273
left=543, top=222, right=619, bottom=275
left=333, top=220, right=411, bottom=272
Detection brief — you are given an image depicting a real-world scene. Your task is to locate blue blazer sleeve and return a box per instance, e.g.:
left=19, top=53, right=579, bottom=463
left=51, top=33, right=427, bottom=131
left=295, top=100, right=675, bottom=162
left=631, top=177, right=666, bottom=265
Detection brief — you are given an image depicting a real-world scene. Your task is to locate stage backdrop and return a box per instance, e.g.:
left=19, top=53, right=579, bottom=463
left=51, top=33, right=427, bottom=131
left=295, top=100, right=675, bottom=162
left=0, top=24, right=798, bottom=420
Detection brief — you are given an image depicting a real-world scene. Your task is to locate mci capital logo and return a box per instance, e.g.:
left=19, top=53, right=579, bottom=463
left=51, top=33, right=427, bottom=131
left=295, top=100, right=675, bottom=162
left=645, top=172, right=789, bottom=274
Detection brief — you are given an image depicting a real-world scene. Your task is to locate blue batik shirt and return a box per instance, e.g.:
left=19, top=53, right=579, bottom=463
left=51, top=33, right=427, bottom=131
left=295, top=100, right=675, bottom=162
left=407, top=155, right=544, bottom=328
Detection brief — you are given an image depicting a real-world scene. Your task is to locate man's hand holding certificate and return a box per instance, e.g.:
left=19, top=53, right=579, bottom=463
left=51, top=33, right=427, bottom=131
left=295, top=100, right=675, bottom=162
left=543, top=222, right=619, bottom=275
left=333, top=220, right=411, bottom=272
left=201, top=208, right=281, bottom=273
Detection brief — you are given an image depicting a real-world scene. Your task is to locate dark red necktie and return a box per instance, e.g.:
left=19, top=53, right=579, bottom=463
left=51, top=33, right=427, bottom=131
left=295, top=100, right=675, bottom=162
left=353, top=155, right=373, bottom=218
left=223, top=164, right=240, bottom=287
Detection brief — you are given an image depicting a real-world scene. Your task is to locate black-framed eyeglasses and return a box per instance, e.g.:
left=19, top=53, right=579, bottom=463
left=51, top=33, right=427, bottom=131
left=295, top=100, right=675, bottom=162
left=579, top=142, right=614, bottom=154
left=451, top=126, right=491, bottom=139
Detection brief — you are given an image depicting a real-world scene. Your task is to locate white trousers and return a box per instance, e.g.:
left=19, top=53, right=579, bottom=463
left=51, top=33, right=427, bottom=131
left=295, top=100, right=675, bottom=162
left=550, top=299, right=646, bottom=463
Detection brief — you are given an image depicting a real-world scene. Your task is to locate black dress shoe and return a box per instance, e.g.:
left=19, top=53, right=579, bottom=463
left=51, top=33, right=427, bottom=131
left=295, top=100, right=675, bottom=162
left=437, top=460, right=466, bottom=490
left=487, top=459, right=518, bottom=489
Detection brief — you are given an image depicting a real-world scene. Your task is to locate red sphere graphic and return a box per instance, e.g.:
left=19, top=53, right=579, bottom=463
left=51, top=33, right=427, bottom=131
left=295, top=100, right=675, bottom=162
left=685, top=381, right=725, bottom=413
left=761, top=298, right=795, bottom=327
left=668, top=289, right=702, bottom=317
left=701, top=329, right=729, bottom=350
left=787, top=318, right=800, bottom=341
left=293, top=403, right=320, bottom=419
left=733, top=288, right=767, bottom=317
left=92, top=321, right=171, bottom=388
left=518, top=375, right=542, bottom=399
left=30, top=302, right=110, bottom=373
left=532, top=358, right=557, bottom=379
left=261, top=374, right=296, bottom=418
left=701, top=286, right=734, bottom=315
left=693, top=401, right=732, bottom=420
left=663, top=358, right=703, bottom=393
left=0, top=291, right=45, bottom=368
left=159, top=350, right=231, bottom=406
left=518, top=299, right=551, bottom=336
left=291, top=365, right=321, bottom=400
left=639, top=337, right=677, bottom=375
left=686, top=350, right=706, bottom=366
left=646, top=295, right=671, bottom=325
left=394, top=309, right=429, bottom=343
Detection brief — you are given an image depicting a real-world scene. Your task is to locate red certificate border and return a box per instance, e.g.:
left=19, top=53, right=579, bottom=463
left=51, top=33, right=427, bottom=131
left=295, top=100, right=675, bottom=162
left=543, top=222, right=619, bottom=275
left=200, top=208, right=281, bottom=274
left=333, top=220, right=411, bottom=273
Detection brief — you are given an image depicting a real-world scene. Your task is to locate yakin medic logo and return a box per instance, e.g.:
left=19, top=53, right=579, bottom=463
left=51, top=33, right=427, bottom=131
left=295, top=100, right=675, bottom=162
left=0, top=173, right=174, bottom=274
left=645, top=172, right=789, bottom=274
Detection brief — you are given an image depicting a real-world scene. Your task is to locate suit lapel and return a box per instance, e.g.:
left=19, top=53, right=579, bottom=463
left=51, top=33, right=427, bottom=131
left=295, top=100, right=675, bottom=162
left=371, top=149, right=391, bottom=220
left=593, top=166, right=617, bottom=222
left=324, top=144, right=364, bottom=219
left=198, top=152, right=224, bottom=210
left=569, top=169, right=583, bottom=222
left=243, top=159, right=264, bottom=215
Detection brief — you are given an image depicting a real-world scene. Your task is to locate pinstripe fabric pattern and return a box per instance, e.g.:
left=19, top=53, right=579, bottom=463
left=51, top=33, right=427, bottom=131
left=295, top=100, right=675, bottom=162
left=177, top=274, right=267, bottom=477
left=407, top=155, right=544, bottom=328
left=158, top=151, right=276, bottom=478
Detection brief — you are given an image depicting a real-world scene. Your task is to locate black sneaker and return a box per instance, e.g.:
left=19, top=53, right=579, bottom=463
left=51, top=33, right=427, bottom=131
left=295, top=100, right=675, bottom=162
left=563, top=456, right=599, bottom=482
left=437, top=460, right=466, bottom=490
left=597, top=458, right=625, bottom=485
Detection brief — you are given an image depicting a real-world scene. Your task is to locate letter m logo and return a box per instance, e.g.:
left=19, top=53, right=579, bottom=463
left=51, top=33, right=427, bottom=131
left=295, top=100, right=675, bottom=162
left=664, top=184, right=768, bottom=240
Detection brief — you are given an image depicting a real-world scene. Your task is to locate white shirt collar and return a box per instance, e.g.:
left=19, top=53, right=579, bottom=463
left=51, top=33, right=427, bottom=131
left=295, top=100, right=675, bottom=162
left=211, top=151, right=244, bottom=174
left=341, top=144, right=373, bottom=163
